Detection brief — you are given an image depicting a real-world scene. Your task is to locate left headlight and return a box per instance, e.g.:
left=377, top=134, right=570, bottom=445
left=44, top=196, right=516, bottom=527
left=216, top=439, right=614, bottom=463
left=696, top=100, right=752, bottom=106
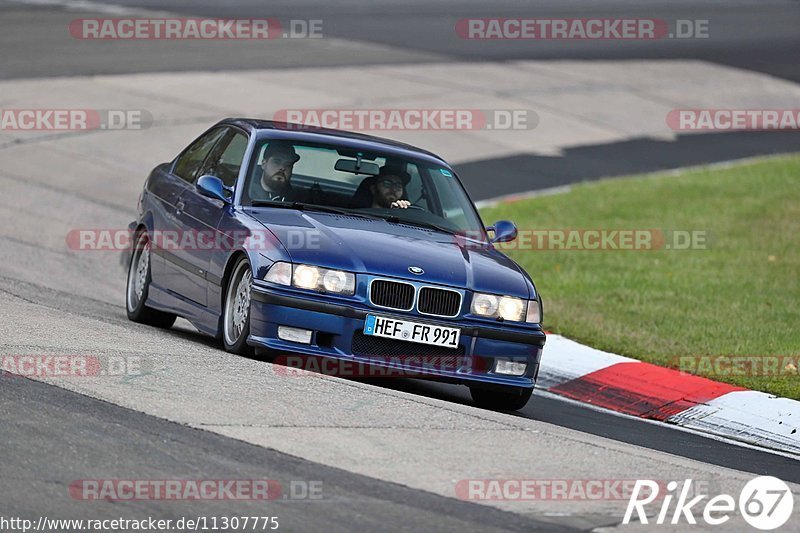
left=471, top=292, right=541, bottom=324
left=265, top=262, right=355, bottom=296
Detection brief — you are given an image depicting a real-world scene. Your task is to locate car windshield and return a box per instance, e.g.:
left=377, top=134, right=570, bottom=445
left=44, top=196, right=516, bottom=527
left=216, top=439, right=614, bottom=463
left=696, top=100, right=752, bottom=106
left=241, top=139, right=487, bottom=239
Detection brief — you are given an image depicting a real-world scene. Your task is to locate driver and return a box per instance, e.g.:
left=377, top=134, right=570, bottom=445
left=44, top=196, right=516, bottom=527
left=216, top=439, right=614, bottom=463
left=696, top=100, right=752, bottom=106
left=370, top=166, right=411, bottom=209
left=253, top=140, right=301, bottom=202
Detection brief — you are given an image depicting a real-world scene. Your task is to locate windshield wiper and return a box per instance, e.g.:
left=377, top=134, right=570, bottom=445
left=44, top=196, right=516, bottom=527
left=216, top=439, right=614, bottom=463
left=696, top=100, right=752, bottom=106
left=250, top=201, right=456, bottom=234
left=376, top=215, right=456, bottom=236
left=249, top=201, right=380, bottom=220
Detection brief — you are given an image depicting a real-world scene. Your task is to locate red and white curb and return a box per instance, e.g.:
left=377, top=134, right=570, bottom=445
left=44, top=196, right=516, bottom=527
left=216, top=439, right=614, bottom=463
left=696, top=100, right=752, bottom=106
left=538, top=334, right=800, bottom=456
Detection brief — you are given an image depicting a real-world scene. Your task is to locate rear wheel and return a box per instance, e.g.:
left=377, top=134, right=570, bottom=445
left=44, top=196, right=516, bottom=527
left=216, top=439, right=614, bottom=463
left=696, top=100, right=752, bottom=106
left=469, top=385, right=533, bottom=411
left=126, top=230, right=177, bottom=328
left=223, top=258, right=254, bottom=355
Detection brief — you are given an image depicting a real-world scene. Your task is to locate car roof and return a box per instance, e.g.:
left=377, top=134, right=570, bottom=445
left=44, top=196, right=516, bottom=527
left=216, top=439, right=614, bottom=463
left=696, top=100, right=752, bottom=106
left=218, top=118, right=451, bottom=168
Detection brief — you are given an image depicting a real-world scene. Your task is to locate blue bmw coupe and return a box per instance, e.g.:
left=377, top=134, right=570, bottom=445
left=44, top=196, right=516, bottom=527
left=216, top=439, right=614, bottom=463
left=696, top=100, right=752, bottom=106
left=126, top=119, right=545, bottom=410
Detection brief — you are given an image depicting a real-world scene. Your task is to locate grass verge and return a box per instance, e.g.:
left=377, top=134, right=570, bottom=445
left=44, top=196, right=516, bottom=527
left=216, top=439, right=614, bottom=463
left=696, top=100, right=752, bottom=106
left=479, top=155, right=800, bottom=399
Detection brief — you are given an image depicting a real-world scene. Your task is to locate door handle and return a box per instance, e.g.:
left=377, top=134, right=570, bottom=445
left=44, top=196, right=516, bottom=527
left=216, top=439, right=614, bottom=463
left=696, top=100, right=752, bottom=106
left=176, top=201, right=185, bottom=215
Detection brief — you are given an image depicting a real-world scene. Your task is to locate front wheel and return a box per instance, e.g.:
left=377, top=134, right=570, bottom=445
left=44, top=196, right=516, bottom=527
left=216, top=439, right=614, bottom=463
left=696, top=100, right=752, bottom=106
left=470, top=385, right=533, bottom=411
left=223, top=258, right=254, bottom=355
left=126, top=230, right=177, bottom=329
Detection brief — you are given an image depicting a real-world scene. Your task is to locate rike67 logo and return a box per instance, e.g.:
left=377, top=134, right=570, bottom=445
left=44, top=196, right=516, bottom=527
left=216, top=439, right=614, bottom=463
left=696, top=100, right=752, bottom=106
left=623, top=477, right=794, bottom=529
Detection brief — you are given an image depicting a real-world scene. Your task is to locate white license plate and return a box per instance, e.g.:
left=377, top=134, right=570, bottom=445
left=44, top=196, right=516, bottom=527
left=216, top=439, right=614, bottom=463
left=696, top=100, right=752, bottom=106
left=364, top=315, right=460, bottom=349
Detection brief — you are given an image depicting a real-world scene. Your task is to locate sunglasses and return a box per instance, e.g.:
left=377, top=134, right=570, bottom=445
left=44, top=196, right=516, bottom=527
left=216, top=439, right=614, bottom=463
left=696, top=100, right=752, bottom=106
left=378, top=179, right=404, bottom=190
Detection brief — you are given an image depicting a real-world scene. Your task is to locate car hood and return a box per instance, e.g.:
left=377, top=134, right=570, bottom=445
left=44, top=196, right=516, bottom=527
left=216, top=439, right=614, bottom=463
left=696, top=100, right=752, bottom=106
left=246, top=209, right=532, bottom=298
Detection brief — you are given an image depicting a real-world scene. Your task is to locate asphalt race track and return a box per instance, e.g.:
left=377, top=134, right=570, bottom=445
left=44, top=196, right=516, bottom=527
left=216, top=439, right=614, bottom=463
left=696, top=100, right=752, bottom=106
left=1, top=0, right=799, bottom=531
left=3, top=0, right=799, bottom=81
left=1, top=376, right=568, bottom=532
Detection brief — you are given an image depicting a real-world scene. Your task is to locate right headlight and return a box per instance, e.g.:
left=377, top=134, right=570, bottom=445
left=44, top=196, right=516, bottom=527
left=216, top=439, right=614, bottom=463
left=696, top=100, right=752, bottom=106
left=265, top=262, right=355, bottom=296
left=470, top=292, right=541, bottom=324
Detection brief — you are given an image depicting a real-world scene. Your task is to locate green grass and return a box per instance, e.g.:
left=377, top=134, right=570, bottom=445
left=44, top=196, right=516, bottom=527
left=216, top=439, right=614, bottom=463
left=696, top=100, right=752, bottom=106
left=479, top=155, right=800, bottom=399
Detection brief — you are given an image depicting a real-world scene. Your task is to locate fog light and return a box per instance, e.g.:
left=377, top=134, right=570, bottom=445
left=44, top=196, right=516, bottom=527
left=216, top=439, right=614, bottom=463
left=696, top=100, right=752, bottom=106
left=278, top=326, right=312, bottom=344
left=494, top=358, right=527, bottom=376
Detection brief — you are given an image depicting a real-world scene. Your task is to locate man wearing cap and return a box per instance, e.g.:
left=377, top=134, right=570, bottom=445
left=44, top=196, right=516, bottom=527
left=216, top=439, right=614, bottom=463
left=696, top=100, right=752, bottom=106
left=253, top=140, right=302, bottom=202
left=369, top=166, right=412, bottom=209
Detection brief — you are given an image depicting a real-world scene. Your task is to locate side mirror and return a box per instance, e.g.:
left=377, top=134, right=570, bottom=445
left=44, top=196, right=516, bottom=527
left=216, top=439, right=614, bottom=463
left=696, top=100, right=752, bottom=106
left=488, top=220, right=517, bottom=243
left=196, top=175, right=230, bottom=204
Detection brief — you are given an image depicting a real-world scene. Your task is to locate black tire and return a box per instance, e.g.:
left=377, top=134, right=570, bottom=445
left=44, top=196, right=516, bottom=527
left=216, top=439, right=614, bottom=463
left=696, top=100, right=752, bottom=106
left=126, top=230, right=177, bottom=329
left=470, top=385, right=533, bottom=411
left=254, top=347, right=279, bottom=362
left=222, top=257, right=254, bottom=355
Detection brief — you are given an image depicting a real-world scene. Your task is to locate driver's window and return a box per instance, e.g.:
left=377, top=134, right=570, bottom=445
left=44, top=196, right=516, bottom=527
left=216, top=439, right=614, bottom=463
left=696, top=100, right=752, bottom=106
left=173, top=128, right=226, bottom=183
left=199, top=130, right=248, bottom=188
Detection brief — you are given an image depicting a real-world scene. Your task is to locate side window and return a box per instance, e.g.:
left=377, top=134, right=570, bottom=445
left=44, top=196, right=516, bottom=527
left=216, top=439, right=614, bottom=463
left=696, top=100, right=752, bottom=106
left=404, top=164, right=426, bottom=206
left=429, top=169, right=469, bottom=226
left=173, top=128, right=226, bottom=183
left=199, top=131, right=248, bottom=188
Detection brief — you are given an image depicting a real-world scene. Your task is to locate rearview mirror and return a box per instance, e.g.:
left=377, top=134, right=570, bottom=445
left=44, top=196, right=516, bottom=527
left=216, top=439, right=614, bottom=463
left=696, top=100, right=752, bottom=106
left=196, top=175, right=230, bottom=204
left=488, top=220, right=517, bottom=243
left=334, top=158, right=379, bottom=176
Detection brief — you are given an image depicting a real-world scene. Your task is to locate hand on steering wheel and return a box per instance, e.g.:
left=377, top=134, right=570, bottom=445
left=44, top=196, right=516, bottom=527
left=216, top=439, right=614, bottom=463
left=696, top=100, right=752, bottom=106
left=390, top=200, right=423, bottom=210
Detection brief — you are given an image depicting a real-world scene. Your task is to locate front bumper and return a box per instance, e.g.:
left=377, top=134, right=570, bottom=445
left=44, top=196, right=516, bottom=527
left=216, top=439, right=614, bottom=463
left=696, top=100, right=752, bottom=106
left=249, top=284, right=546, bottom=389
